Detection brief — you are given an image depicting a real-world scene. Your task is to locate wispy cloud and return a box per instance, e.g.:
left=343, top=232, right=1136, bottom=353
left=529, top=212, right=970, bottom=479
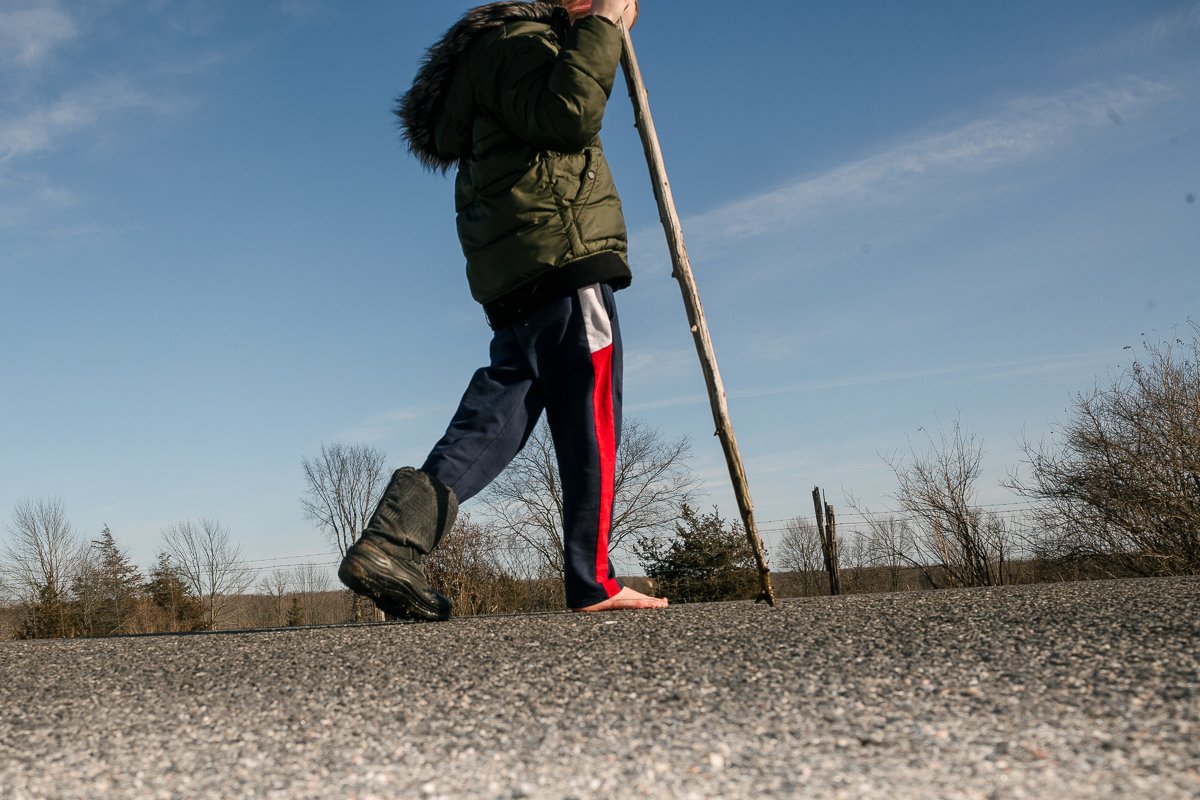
left=624, top=346, right=696, bottom=383
left=670, top=76, right=1175, bottom=253
left=627, top=350, right=1117, bottom=413
left=626, top=392, right=707, bottom=414
left=0, top=173, right=77, bottom=228
left=1117, top=0, right=1200, bottom=54
left=337, top=408, right=429, bottom=443
left=0, top=4, right=247, bottom=242
left=280, top=0, right=328, bottom=22
left=0, top=4, right=76, bottom=68
left=0, top=79, right=150, bottom=164
left=735, top=349, right=1118, bottom=399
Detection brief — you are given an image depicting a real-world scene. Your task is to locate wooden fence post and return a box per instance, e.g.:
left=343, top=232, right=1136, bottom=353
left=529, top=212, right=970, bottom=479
left=825, top=500, right=842, bottom=596
left=812, top=487, right=842, bottom=596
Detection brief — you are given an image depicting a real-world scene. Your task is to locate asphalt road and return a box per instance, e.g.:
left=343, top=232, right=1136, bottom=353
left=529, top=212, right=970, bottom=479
left=1, top=577, right=1197, bottom=799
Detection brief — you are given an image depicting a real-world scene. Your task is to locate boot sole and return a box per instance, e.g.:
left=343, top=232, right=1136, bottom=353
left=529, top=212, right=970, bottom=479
left=338, top=544, right=452, bottom=622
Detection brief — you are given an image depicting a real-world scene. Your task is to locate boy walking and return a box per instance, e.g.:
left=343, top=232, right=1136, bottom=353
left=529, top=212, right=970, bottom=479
left=339, top=0, right=665, bottom=620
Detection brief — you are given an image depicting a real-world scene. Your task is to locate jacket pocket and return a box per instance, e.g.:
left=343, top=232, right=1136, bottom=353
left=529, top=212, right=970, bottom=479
left=571, top=147, right=599, bottom=208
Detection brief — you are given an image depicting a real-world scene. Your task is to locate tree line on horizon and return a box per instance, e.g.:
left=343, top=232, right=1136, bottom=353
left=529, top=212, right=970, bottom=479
left=2, top=324, right=1197, bottom=639
left=0, top=509, right=343, bottom=639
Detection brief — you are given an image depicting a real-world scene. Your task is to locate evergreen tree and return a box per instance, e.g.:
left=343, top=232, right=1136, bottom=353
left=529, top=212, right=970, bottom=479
left=16, top=581, right=75, bottom=639
left=78, top=527, right=143, bottom=636
left=635, top=504, right=758, bottom=604
left=70, top=553, right=103, bottom=636
left=145, top=553, right=206, bottom=632
left=285, top=596, right=305, bottom=627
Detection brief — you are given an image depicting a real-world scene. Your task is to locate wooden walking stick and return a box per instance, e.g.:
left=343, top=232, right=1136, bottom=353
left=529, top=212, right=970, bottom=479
left=618, top=24, right=776, bottom=606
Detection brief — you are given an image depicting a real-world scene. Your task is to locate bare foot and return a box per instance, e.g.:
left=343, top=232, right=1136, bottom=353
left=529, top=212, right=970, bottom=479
left=574, top=586, right=668, bottom=612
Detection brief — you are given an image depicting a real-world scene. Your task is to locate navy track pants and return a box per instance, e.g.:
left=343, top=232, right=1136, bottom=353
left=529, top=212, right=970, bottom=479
left=421, top=283, right=624, bottom=609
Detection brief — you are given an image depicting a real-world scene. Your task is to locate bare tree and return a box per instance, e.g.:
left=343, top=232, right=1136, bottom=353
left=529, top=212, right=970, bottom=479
left=70, top=550, right=102, bottom=636
left=301, top=442, right=388, bottom=621
left=160, top=518, right=254, bottom=630
left=288, top=563, right=335, bottom=625
left=886, top=421, right=1009, bottom=588
left=301, top=442, right=389, bottom=558
left=258, top=569, right=291, bottom=627
left=777, top=517, right=824, bottom=596
left=839, top=528, right=869, bottom=592
left=290, top=562, right=332, bottom=595
left=481, top=418, right=699, bottom=575
left=481, top=422, right=565, bottom=572
left=2, top=498, right=84, bottom=638
left=425, top=514, right=521, bottom=615
left=1010, top=324, right=1200, bottom=575
left=862, top=513, right=917, bottom=592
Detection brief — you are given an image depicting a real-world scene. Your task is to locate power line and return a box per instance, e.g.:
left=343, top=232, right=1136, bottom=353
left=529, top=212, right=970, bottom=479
left=755, top=500, right=1043, bottom=527
left=233, top=552, right=335, bottom=567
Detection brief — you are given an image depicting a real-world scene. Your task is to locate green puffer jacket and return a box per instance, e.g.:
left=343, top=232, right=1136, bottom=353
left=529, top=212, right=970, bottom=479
left=397, top=2, right=631, bottom=328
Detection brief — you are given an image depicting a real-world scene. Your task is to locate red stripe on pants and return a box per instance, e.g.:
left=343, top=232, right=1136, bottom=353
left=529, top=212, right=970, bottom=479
left=590, top=343, right=621, bottom=598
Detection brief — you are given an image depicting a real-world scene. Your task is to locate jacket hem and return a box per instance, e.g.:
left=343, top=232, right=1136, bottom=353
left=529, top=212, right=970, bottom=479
left=482, top=252, right=632, bottom=329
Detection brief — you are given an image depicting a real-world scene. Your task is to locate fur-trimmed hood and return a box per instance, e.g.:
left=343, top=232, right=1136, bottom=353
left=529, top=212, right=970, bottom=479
left=396, top=1, right=570, bottom=172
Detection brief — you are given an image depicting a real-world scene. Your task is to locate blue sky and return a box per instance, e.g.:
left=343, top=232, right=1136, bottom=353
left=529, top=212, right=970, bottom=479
left=2, top=1, right=1198, bottom=579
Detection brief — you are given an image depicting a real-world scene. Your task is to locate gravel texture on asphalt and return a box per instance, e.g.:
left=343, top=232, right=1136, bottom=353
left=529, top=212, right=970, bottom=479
left=0, top=577, right=1197, bottom=799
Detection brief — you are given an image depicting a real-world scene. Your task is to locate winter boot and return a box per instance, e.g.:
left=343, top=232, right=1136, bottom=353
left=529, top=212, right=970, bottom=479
left=338, top=467, right=457, bottom=622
